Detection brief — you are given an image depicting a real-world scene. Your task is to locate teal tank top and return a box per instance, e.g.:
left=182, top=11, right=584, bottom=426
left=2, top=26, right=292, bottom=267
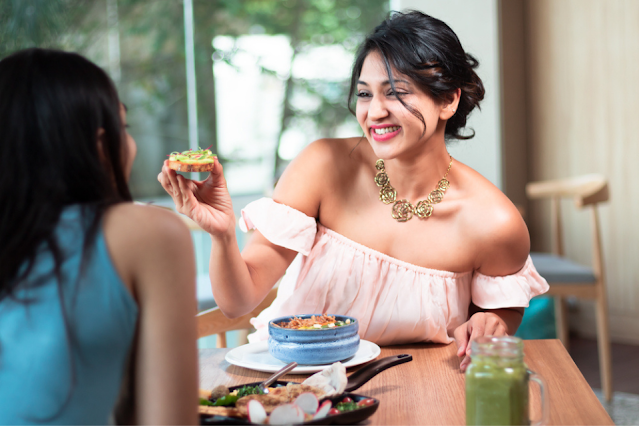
left=0, top=206, right=138, bottom=424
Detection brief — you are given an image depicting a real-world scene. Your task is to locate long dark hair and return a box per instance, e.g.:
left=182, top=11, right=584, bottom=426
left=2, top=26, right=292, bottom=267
left=0, top=48, right=132, bottom=421
left=0, top=48, right=132, bottom=300
left=348, top=10, right=485, bottom=140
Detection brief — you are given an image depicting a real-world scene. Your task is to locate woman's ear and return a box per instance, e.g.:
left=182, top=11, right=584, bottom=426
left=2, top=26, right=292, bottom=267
left=440, top=88, right=461, bottom=120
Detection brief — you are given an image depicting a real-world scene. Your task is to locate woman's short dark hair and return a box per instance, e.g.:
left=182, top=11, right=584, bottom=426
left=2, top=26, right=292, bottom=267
left=348, top=10, right=485, bottom=140
left=0, top=48, right=132, bottom=298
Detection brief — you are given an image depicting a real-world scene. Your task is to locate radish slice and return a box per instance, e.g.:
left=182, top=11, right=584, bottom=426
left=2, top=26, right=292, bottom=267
left=294, top=392, right=319, bottom=414
left=313, top=400, right=333, bottom=420
left=269, top=403, right=305, bottom=425
left=247, top=400, right=267, bottom=424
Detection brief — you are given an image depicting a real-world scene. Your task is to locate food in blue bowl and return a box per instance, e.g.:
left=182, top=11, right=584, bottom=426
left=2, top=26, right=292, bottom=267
left=268, top=314, right=360, bottom=365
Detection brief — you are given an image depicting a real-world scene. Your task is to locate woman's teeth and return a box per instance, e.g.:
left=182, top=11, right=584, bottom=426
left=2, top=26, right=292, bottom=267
left=373, top=126, right=400, bottom=135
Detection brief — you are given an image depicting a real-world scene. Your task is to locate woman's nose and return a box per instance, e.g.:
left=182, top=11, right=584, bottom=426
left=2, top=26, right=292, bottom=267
left=368, top=95, right=389, bottom=121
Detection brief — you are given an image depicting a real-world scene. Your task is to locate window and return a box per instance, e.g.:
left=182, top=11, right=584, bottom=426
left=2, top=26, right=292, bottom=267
left=1, top=0, right=388, bottom=200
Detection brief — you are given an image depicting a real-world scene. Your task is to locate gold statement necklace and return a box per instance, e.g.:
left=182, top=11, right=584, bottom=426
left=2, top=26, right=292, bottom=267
left=374, top=155, right=453, bottom=222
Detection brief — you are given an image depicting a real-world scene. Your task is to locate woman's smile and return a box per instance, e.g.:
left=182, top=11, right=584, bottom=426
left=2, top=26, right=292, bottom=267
left=371, top=124, right=402, bottom=141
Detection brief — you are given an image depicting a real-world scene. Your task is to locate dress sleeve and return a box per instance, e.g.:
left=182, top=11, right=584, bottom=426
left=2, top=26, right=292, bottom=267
left=471, top=255, right=550, bottom=309
left=238, top=197, right=317, bottom=256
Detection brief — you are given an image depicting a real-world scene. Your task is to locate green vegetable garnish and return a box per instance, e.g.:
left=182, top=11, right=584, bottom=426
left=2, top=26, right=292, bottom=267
left=236, top=385, right=264, bottom=398
left=199, top=398, right=214, bottom=406
left=168, top=146, right=217, bottom=163
left=336, top=401, right=359, bottom=412
left=212, top=394, right=239, bottom=406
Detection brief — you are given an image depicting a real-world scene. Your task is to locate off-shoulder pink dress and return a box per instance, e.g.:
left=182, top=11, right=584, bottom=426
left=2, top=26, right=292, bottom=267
left=240, top=198, right=549, bottom=346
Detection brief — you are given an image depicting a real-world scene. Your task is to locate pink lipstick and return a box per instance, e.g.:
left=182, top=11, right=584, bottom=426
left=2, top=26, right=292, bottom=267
left=370, top=124, right=401, bottom=142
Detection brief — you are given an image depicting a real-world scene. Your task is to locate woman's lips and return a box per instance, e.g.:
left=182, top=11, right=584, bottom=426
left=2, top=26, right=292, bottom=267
left=371, top=125, right=401, bottom=142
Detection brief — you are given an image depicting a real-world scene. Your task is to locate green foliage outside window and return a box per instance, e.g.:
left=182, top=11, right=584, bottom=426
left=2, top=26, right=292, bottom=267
left=0, top=0, right=388, bottom=198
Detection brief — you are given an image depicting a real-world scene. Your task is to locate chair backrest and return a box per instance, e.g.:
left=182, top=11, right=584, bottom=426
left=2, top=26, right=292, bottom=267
left=525, top=174, right=609, bottom=279
left=525, top=174, right=609, bottom=208
left=197, top=286, right=279, bottom=344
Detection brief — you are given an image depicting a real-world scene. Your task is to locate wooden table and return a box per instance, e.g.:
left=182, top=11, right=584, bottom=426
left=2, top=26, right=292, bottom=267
left=199, top=339, right=613, bottom=425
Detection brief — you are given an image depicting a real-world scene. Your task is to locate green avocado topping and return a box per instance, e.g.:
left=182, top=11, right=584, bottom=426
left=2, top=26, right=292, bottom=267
left=169, top=147, right=217, bottom=164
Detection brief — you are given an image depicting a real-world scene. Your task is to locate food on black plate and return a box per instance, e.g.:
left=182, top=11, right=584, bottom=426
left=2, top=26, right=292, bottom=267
left=199, top=385, right=376, bottom=424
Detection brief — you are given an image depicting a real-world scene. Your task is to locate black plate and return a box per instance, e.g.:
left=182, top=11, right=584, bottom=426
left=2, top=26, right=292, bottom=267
left=200, top=354, right=412, bottom=425
left=200, top=381, right=378, bottom=425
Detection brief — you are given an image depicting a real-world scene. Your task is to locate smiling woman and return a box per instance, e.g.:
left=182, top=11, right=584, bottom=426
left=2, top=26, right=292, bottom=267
left=348, top=14, right=485, bottom=143
left=158, top=10, right=549, bottom=372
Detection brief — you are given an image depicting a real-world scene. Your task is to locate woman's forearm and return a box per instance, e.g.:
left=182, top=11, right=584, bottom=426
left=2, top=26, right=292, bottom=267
left=208, top=229, right=262, bottom=318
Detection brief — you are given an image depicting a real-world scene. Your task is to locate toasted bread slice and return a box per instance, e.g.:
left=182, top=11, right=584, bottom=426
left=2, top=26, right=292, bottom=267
left=198, top=405, right=242, bottom=417
left=167, top=147, right=216, bottom=172
left=167, top=161, right=215, bottom=172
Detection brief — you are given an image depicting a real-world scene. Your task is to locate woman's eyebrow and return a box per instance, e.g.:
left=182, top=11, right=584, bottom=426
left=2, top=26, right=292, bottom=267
left=357, top=79, right=410, bottom=86
left=122, top=103, right=128, bottom=112
left=384, top=79, right=410, bottom=85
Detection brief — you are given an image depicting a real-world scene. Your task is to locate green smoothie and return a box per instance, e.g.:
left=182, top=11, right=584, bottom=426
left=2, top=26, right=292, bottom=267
left=466, top=339, right=530, bottom=425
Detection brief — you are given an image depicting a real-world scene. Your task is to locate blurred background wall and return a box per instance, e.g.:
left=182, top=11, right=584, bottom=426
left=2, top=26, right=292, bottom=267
left=518, top=0, right=639, bottom=344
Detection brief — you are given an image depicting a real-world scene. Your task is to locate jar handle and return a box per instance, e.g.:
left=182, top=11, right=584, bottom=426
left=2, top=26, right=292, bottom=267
left=528, top=369, right=549, bottom=426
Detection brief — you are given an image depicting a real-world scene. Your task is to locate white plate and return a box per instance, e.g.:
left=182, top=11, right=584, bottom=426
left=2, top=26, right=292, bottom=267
left=225, top=340, right=381, bottom=374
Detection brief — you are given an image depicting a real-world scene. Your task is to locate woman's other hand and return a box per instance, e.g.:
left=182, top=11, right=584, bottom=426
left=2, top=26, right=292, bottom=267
left=453, top=308, right=524, bottom=372
left=157, top=159, right=234, bottom=236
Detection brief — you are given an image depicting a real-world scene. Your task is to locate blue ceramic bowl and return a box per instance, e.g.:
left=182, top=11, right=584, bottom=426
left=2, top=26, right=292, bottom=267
left=268, top=314, right=360, bottom=365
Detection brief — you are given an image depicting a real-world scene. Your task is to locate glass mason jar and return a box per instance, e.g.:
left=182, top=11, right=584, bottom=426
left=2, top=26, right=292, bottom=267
left=465, top=336, right=548, bottom=426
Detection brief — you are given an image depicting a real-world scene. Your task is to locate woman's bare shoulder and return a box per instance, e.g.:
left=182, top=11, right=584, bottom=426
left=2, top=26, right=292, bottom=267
left=273, top=137, right=368, bottom=217
left=291, top=136, right=368, bottom=167
left=104, top=202, right=191, bottom=244
left=102, top=203, right=193, bottom=289
left=453, top=162, right=530, bottom=275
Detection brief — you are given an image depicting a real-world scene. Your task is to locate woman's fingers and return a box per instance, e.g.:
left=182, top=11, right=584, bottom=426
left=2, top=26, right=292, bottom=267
left=158, top=161, right=187, bottom=210
left=456, top=313, right=510, bottom=372
left=453, top=323, right=470, bottom=357
left=158, top=173, right=182, bottom=210
left=483, top=316, right=500, bottom=336
left=177, top=174, right=196, bottom=212
left=211, top=156, right=224, bottom=178
left=165, top=164, right=181, bottom=198
left=494, top=323, right=508, bottom=336
left=466, top=318, right=485, bottom=356
left=203, top=157, right=228, bottom=191
left=460, top=355, right=471, bottom=372
left=157, top=163, right=174, bottom=194
left=158, top=161, right=179, bottom=194
left=465, top=313, right=508, bottom=353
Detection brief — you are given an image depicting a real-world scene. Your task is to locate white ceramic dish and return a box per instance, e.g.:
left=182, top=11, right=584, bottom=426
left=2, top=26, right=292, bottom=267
left=225, top=339, right=381, bottom=374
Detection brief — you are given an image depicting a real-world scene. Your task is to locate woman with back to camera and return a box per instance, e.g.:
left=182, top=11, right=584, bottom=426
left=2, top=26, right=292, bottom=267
left=0, top=48, right=198, bottom=424
left=158, top=11, right=548, bottom=371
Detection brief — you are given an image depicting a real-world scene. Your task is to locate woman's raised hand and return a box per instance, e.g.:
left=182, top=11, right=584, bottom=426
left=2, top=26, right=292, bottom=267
left=157, top=159, right=235, bottom=236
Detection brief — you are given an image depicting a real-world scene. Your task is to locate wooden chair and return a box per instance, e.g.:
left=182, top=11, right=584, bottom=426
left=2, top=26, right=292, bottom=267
left=197, top=287, right=279, bottom=348
left=526, top=174, right=612, bottom=401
